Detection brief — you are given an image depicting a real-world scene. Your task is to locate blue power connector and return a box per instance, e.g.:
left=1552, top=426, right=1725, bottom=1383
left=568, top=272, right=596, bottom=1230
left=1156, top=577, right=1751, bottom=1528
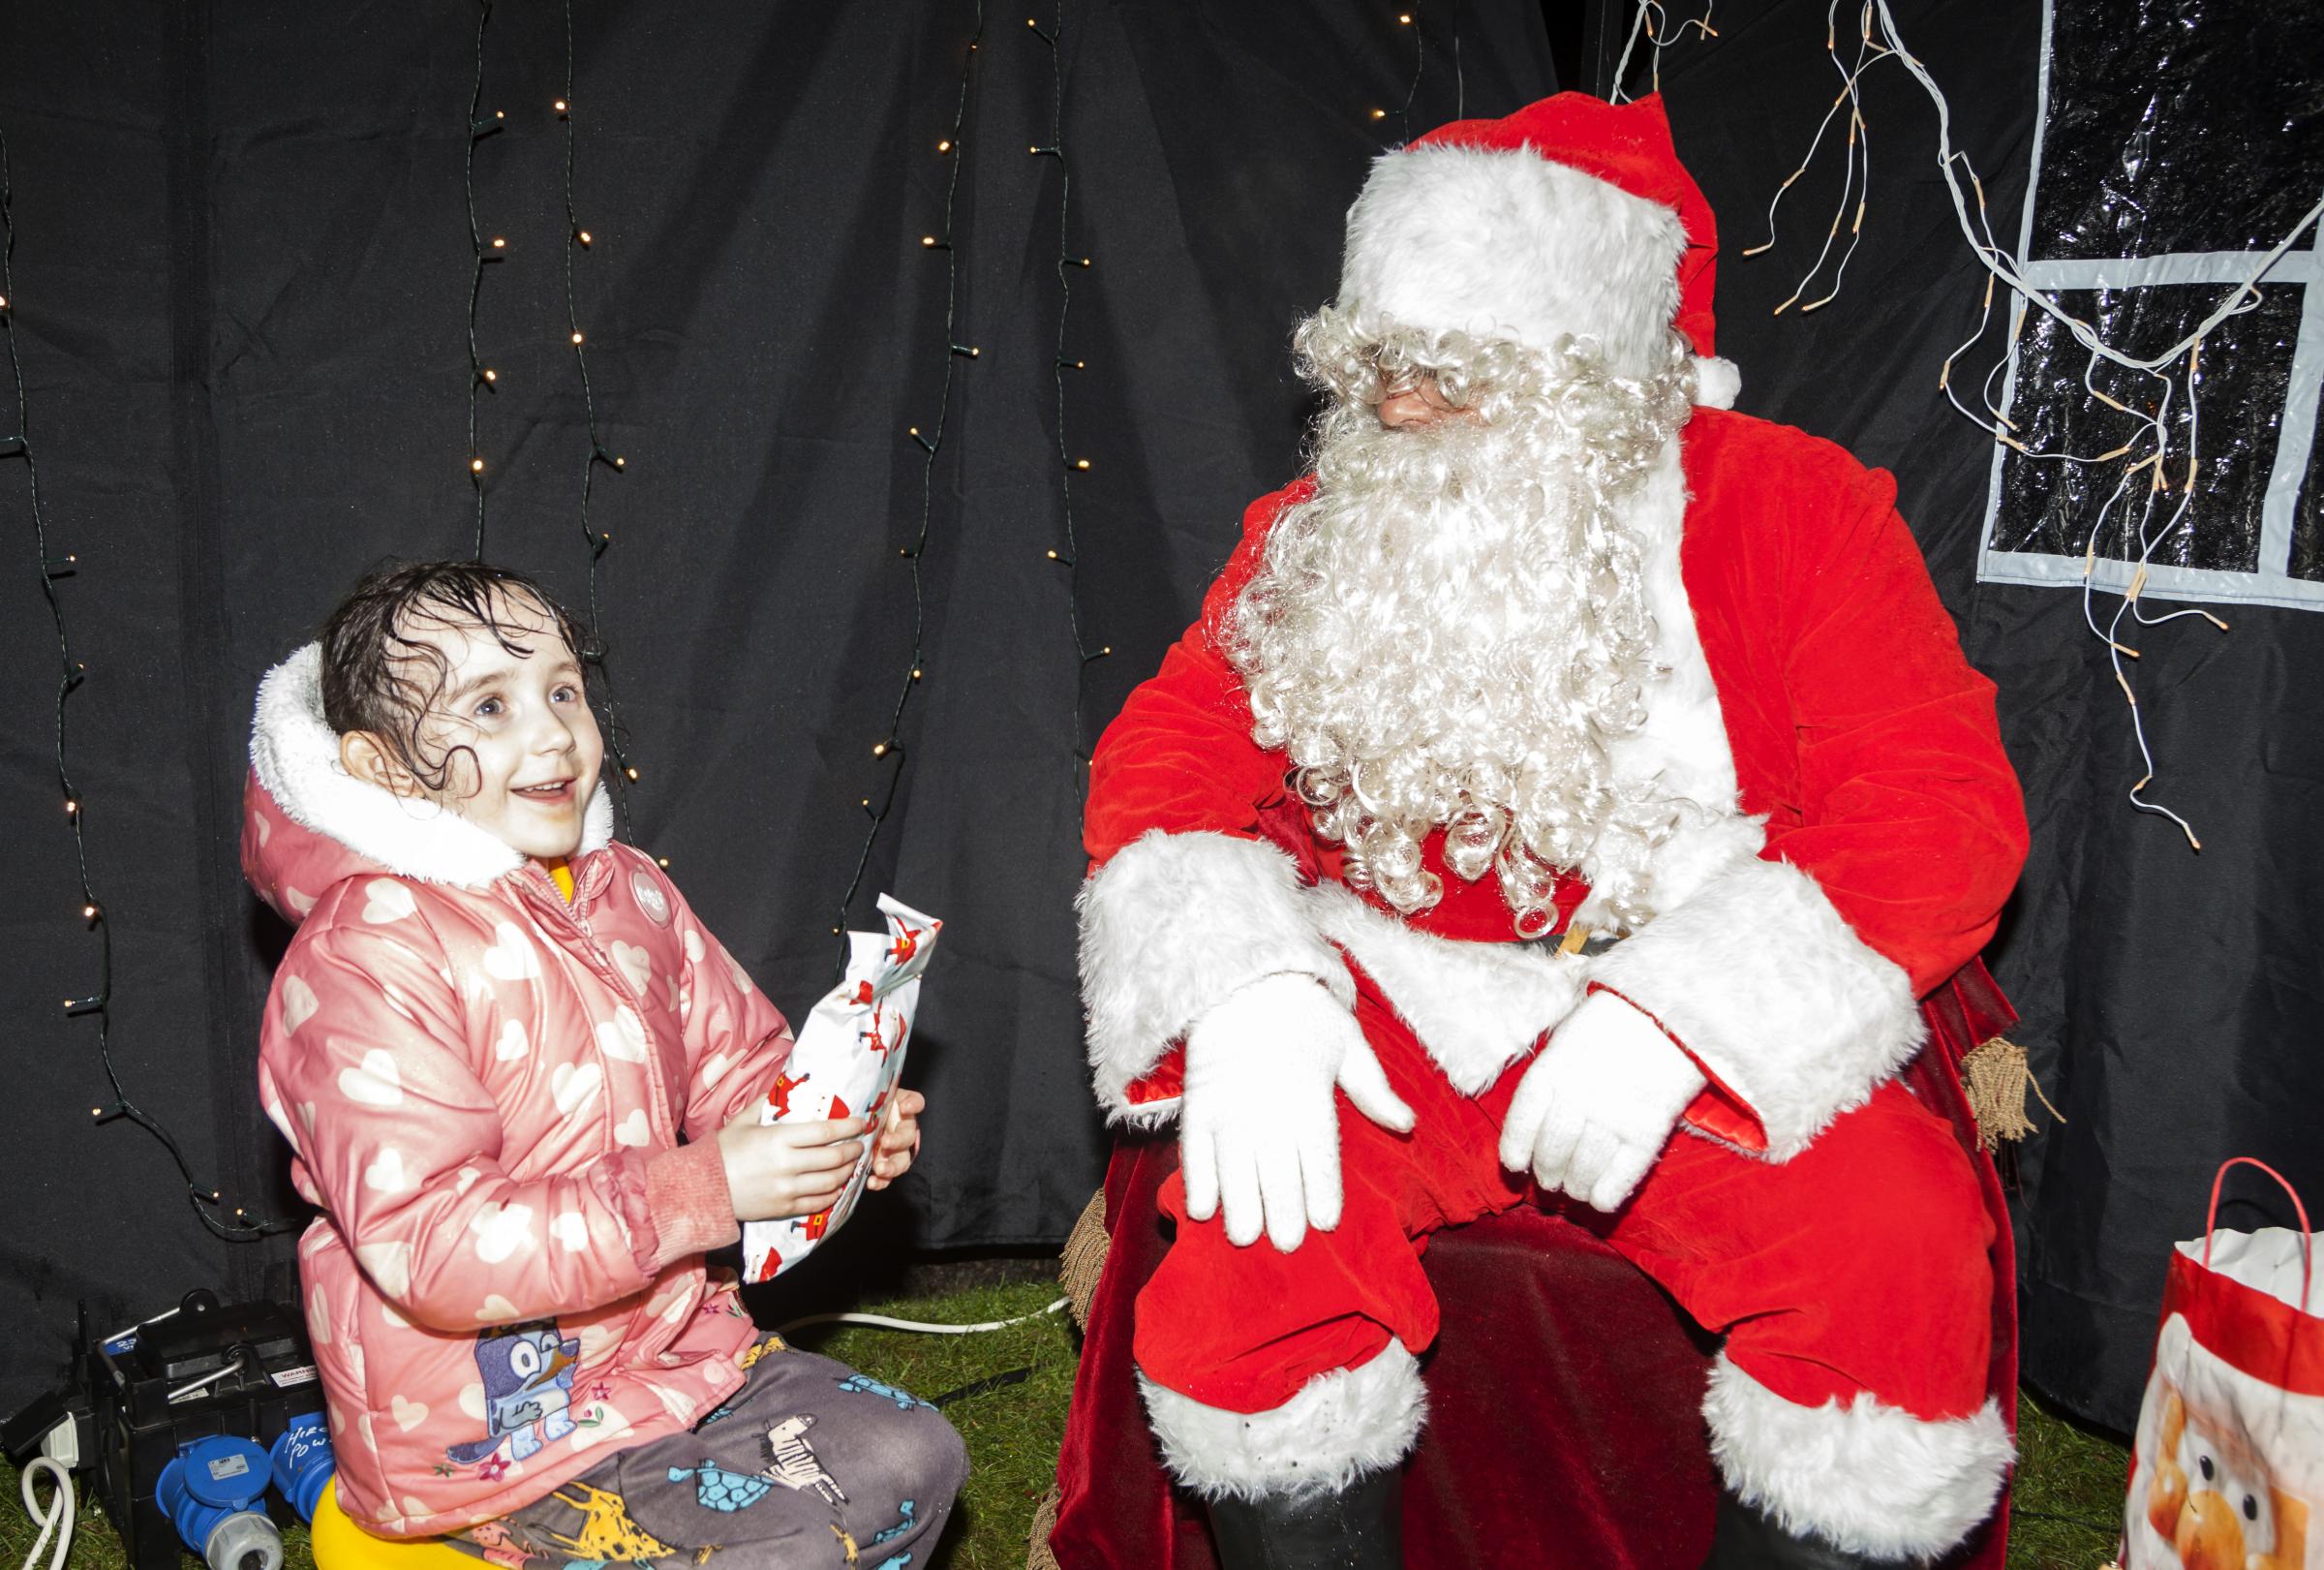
left=155, top=1415, right=334, bottom=1570
left=268, top=1413, right=334, bottom=1522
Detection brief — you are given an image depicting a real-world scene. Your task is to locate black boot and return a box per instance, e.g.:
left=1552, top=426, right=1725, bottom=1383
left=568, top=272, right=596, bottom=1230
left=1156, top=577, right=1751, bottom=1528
left=1206, top=1467, right=1403, bottom=1570
left=1703, top=1488, right=1887, bottom=1568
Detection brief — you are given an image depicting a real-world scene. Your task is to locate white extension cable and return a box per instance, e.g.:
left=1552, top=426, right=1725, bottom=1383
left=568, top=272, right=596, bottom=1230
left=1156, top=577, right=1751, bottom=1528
left=778, top=1297, right=1068, bottom=1337
left=18, top=1454, right=75, bottom=1570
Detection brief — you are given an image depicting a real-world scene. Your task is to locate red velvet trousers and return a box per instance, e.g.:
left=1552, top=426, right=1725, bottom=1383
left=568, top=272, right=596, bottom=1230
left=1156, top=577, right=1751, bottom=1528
left=1054, top=968, right=2019, bottom=1570
left=1134, top=974, right=1997, bottom=1429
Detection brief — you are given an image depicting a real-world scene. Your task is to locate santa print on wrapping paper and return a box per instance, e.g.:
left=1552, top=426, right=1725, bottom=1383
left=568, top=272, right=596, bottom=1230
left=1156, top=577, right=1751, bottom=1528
left=757, top=1093, right=869, bottom=1275
left=443, top=1321, right=581, bottom=1467
left=795, top=1093, right=861, bottom=1247
left=764, top=1068, right=810, bottom=1119
left=740, top=898, right=938, bottom=1283
left=756, top=1023, right=895, bottom=1268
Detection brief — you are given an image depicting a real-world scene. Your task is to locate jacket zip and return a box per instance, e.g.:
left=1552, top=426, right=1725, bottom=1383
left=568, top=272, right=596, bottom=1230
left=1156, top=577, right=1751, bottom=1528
left=508, top=856, right=679, bottom=1147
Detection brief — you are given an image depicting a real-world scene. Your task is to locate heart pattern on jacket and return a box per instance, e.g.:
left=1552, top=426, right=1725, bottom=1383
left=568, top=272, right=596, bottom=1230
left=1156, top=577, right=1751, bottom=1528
left=610, top=939, right=655, bottom=999
left=481, top=922, right=539, bottom=981
left=596, top=1007, right=649, bottom=1062
left=469, top=1201, right=534, bottom=1265
left=355, top=1239, right=412, bottom=1299
left=339, top=1049, right=403, bottom=1108
left=363, top=1146, right=414, bottom=1195
left=282, top=973, right=320, bottom=1034
left=551, top=1061, right=603, bottom=1117
left=362, top=879, right=416, bottom=925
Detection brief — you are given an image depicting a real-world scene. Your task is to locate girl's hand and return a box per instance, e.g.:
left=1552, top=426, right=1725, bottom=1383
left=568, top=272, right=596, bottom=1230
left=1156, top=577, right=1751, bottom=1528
left=716, top=1109, right=869, bottom=1222
left=866, top=1089, right=925, bottom=1191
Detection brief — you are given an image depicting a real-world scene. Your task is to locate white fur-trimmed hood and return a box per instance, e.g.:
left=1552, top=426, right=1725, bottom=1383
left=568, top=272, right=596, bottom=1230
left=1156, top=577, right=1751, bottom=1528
left=247, top=641, right=613, bottom=905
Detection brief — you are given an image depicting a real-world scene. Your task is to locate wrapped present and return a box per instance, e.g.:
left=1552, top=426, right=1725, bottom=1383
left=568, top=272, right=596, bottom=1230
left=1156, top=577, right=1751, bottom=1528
left=742, top=895, right=940, bottom=1281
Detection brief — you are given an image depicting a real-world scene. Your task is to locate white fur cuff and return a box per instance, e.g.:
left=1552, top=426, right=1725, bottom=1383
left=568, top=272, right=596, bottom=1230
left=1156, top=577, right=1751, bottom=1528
left=1306, top=881, right=1586, bottom=1093
left=1703, top=1354, right=2012, bottom=1560
left=1077, top=831, right=1356, bottom=1125
left=1139, top=1342, right=1426, bottom=1502
left=1588, top=856, right=1923, bottom=1161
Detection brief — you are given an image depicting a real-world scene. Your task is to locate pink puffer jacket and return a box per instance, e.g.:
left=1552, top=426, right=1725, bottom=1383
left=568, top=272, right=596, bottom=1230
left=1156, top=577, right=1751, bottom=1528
left=245, top=644, right=793, bottom=1536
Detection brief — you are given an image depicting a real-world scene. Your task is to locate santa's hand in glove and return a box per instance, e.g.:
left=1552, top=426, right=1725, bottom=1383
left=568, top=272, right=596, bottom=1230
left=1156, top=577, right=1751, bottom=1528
left=1500, top=990, right=1704, bottom=1213
left=1179, top=971, right=1417, bottom=1252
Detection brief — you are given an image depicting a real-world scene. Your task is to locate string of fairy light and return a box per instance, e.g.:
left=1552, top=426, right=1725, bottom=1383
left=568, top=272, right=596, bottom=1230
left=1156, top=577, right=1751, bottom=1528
left=1027, top=2, right=1110, bottom=773
left=555, top=0, right=640, bottom=840
left=460, top=0, right=640, bottom=838
left=821, top=1, right=1452, bottom=953
left=1615, top=0, right=2324, bottom=850
left=0, top=123, right=290, bottom=1241
left=1357, top=9, right=1431, bottom=140
left=828, top=2, right=991, bottom=953
left=464, top=0, right=505, bottom=556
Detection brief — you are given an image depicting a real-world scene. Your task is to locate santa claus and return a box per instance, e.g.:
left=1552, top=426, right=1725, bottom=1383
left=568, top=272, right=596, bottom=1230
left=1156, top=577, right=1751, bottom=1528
left=1074, top=93, right=2029, bottom=1567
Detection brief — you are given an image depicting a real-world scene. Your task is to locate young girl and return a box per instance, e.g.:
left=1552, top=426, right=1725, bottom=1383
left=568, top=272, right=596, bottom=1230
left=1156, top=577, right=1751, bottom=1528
left=246, top=561, right=963, bottom=1567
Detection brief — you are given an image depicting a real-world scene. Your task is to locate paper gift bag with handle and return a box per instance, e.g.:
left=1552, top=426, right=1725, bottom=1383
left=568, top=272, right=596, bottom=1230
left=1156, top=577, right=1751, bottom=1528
left=2124, top=1157, right=2321, bottom=1569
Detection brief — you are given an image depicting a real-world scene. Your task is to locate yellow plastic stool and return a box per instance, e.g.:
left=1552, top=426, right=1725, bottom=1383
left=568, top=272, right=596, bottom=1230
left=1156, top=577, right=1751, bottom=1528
left=309, top=1477, right=480, bottom=1570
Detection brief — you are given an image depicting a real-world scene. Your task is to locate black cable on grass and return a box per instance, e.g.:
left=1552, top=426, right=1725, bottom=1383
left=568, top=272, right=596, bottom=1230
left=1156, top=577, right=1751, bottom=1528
left=930, top=1365, right=1035, bottom=1408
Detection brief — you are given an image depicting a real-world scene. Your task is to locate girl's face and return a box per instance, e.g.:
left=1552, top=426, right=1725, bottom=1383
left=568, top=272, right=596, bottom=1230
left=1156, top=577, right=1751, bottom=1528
left=393, top=592, right=604, bottom=860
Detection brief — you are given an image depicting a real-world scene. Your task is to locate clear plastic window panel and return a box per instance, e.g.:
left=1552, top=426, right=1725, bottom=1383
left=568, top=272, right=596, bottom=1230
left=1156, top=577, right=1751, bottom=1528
left=1975, top=0, right=2324, bottom=611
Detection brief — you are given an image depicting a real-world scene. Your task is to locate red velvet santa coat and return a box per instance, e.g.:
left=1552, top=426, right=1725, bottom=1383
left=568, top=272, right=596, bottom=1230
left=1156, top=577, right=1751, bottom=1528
left=1078, top=406, right=2029, bottom=1163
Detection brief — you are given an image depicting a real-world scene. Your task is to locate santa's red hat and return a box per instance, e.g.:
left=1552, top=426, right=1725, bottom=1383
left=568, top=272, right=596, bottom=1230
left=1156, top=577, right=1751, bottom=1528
left=1335, top=92, right=1739, bottom=409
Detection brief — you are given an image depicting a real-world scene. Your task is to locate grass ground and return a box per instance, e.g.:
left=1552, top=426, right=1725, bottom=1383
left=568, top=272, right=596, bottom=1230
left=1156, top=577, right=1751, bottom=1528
left=5, top=1275, right=2129, bottom=1570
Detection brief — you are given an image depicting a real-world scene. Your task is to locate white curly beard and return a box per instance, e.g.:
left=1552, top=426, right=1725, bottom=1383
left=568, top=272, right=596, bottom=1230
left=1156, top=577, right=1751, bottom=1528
left=1227, top=314, right=1698, bottom=938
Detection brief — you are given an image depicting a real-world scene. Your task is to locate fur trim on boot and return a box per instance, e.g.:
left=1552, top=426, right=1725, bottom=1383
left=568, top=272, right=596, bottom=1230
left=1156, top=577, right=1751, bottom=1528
left=1701, top=1354, right=2012, bottom=1561
left=1139, top=1343, right=1426, bottom=1503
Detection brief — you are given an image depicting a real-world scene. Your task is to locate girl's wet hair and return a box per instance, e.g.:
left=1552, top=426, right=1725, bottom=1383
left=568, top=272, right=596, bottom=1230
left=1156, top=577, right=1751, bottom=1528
left=320, top=560, right=593, bottom=792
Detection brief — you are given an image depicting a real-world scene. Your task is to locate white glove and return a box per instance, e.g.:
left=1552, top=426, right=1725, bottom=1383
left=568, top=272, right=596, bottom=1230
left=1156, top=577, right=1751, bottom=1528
left=1179, top=972, right=1416, bottom=1252
left=1498, top=991, right=1704, bottom=1213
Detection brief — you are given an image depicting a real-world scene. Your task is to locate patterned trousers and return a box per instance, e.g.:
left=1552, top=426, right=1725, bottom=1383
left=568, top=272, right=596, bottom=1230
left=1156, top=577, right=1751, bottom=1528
left=454, top=1337, right=966, bottom=1569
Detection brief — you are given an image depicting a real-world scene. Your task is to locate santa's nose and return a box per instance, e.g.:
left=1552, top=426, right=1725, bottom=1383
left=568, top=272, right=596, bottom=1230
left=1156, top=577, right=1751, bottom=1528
left=1376, top=381, right=1460, bottom=430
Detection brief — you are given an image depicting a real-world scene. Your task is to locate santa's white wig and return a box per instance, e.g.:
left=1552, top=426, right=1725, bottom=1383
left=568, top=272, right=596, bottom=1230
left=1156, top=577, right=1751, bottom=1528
left=1226, top=306, right=1698, bottom=937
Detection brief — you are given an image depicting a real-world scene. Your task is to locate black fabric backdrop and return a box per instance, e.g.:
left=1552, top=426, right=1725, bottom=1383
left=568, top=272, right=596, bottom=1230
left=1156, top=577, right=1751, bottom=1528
left=0, top=0, right=1556, bottom=1417
left=1609, top=1, right=2324, bottom=1433
left=4, top=0, right=2317, bottom=1440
